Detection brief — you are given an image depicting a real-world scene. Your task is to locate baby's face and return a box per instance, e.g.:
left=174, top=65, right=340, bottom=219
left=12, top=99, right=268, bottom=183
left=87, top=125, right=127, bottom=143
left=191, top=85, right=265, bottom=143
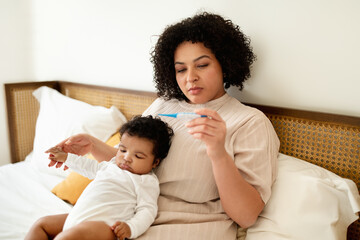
left=115, top=133, right=158, bottom=175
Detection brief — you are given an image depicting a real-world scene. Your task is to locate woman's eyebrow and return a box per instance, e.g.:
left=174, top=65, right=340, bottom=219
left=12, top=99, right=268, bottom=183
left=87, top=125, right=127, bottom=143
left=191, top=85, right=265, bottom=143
left=193, top=55, right=210, bottom=62
left=174, top=55, right=211, bottom=65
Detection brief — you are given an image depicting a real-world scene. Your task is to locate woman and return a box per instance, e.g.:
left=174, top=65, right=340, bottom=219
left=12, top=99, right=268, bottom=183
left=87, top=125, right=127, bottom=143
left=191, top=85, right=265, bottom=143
left=54, top=12, right=279, bottom=239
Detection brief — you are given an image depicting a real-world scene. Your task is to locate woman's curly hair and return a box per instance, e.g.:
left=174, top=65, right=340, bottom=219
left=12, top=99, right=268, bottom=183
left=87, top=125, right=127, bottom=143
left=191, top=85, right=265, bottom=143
left=150, top=12, right=256, bottom=101
left=119, top=115, right=174, bottom=163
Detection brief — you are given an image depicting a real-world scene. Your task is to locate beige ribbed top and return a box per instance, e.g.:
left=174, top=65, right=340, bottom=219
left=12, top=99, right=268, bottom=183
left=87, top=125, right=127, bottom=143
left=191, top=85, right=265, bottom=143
left=138, top=93, right=279, bottom=240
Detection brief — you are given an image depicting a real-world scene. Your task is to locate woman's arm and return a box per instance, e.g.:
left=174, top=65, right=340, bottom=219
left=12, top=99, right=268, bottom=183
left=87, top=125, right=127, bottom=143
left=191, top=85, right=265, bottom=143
left=210, top=153, right=264, bottom=228
left=186, top=108, right=265, bottom=228
left=53, top=133, right=118, bottom=162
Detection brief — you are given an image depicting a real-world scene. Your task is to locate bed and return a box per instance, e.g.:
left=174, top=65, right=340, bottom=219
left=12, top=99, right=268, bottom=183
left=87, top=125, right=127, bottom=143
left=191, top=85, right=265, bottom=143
left=2, top=80, right=360, bottom=240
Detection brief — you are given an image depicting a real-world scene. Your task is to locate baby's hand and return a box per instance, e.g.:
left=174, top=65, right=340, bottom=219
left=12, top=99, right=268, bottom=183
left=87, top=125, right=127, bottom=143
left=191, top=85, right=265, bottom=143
left=45, top=146, right=68, bottom=170
left=111, top=221, right=131, bottom=240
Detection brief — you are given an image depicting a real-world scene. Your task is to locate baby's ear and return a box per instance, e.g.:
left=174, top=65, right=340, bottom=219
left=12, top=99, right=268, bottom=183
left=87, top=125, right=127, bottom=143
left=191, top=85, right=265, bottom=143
left=152, top=159, right=160, bottom=168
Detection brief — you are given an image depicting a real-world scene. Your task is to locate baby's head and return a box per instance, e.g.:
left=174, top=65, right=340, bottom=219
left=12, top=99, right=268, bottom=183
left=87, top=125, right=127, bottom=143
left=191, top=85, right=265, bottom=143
left=116, top=115, right=174, bottom=174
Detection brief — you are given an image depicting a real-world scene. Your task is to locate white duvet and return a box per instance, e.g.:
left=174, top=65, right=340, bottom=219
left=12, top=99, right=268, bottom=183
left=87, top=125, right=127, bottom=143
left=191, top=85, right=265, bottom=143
left=0, top=161, right=72, bottom=240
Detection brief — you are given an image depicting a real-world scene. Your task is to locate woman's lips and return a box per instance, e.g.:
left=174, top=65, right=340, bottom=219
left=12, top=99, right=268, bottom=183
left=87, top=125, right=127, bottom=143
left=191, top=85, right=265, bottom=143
left=188, top=87, right=202, bottom=95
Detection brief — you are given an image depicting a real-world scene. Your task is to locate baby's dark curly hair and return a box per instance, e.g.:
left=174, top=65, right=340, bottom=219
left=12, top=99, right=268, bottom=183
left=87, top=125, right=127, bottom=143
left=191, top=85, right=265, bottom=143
left=119, top=115, right=174, bottom=163
left=150, top=12, right=256, bottom=101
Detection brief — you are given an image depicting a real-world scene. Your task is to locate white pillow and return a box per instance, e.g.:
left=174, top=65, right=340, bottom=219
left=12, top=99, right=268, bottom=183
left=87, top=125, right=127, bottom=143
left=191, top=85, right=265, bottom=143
left=246, top=153, right=360, bottom=240
left=29, top=86, right=127, bottom=177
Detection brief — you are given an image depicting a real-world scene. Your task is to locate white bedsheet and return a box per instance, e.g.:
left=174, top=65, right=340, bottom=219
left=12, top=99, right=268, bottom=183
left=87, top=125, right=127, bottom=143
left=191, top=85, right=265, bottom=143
left=0, top=161, right=72, bottom=240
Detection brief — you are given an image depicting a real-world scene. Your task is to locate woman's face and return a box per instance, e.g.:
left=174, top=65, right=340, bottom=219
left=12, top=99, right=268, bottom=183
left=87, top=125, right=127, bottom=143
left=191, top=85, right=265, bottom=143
left=174, top=41, right=226, bottom=104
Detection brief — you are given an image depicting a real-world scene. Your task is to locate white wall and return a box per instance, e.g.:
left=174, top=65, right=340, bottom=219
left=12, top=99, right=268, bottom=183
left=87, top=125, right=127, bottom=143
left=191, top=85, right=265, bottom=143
left=1, top=0, right=359, bottom=165
left=0, top=0, right=33, bottom=165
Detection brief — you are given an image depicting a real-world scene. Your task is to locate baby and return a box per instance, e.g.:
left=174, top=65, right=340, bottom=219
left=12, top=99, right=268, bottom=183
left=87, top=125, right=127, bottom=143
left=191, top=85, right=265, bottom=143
left=25, top=115, right=173, bottom=240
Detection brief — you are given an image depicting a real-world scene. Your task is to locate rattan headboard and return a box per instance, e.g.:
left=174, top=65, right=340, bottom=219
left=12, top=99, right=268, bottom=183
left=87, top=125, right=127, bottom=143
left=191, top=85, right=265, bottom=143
left=247, top=103, right=360, bottom=188
left=5, top=81, right=360, bottom=239
left=246, top=104, right=360, bottom=239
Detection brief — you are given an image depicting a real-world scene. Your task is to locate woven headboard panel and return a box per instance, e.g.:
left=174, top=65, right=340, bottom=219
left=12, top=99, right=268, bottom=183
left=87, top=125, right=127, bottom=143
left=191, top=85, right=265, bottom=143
left=58, top=82, right=157, bottom=120
left=5, top=81, right=59, bottom=163
left=270, top=115, right=359, bottom=182
left=247, top=103, right=360, bottom=240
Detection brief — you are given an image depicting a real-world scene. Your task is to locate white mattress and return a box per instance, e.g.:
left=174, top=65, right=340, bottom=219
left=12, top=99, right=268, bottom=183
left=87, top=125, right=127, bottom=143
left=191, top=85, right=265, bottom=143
left=0, top=161, right=72, bottom=240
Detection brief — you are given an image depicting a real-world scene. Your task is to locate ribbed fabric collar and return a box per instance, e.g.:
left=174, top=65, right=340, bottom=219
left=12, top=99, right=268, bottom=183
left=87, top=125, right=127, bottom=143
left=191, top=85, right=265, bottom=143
left=178, top=93, right=232, bottom=111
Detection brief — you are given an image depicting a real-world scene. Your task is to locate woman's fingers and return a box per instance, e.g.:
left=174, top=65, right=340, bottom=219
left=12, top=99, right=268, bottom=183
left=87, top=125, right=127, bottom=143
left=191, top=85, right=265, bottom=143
left=186, top=109, right=227, bottom=159
left=194, top=108, right=222, bottom=122
left=62, top=134, right=92, bottom=155
left=187, top=121, right=216, bottom=137
left=45, top=146, right=62, bottom=154
left=186, top=109, right=225, bottom=136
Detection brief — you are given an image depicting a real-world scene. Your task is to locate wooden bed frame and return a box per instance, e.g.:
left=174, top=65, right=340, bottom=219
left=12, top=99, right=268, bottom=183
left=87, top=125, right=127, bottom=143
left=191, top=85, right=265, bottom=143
left=5, top=81, right=360, bottom=239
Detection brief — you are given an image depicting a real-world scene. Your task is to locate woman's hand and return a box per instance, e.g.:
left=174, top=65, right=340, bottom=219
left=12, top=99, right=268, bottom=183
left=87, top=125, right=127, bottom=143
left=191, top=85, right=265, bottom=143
left=45, top=146, right=69, bottom=170
left=52, top=133, right=94, bottom=156
left=185, top=108, right=227, bottom=160
left=111, top=221, right=131, bottom=240
left=45, top=133, right=94, bottom=170
left=46, top=133, right=118, bottom=163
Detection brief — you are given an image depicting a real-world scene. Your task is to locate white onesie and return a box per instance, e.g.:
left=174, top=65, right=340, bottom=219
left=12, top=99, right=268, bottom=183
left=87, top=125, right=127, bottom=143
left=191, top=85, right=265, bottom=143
left=62, top=154, right=159, bottom=239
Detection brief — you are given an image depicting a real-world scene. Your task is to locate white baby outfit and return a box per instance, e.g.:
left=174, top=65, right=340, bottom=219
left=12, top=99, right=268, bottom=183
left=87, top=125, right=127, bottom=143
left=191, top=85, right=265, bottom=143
left=63, top=154, right=159, bottom=239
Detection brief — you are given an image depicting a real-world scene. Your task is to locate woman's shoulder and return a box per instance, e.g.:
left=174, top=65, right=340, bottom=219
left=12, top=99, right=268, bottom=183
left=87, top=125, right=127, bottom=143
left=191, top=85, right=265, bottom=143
left=143, top=97, right=180, bottom=115
left=152, top=97, right=179, bottom=105
left=223, top=95, right=266, bottom=119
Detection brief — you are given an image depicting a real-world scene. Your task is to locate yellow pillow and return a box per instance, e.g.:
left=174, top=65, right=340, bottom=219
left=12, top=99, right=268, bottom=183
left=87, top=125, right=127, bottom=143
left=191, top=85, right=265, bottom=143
left=51, top=132, right=121, bottom=205
left=105, top=131, right=121, bottom=148
left=51, top=172, right=92, bottom=205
